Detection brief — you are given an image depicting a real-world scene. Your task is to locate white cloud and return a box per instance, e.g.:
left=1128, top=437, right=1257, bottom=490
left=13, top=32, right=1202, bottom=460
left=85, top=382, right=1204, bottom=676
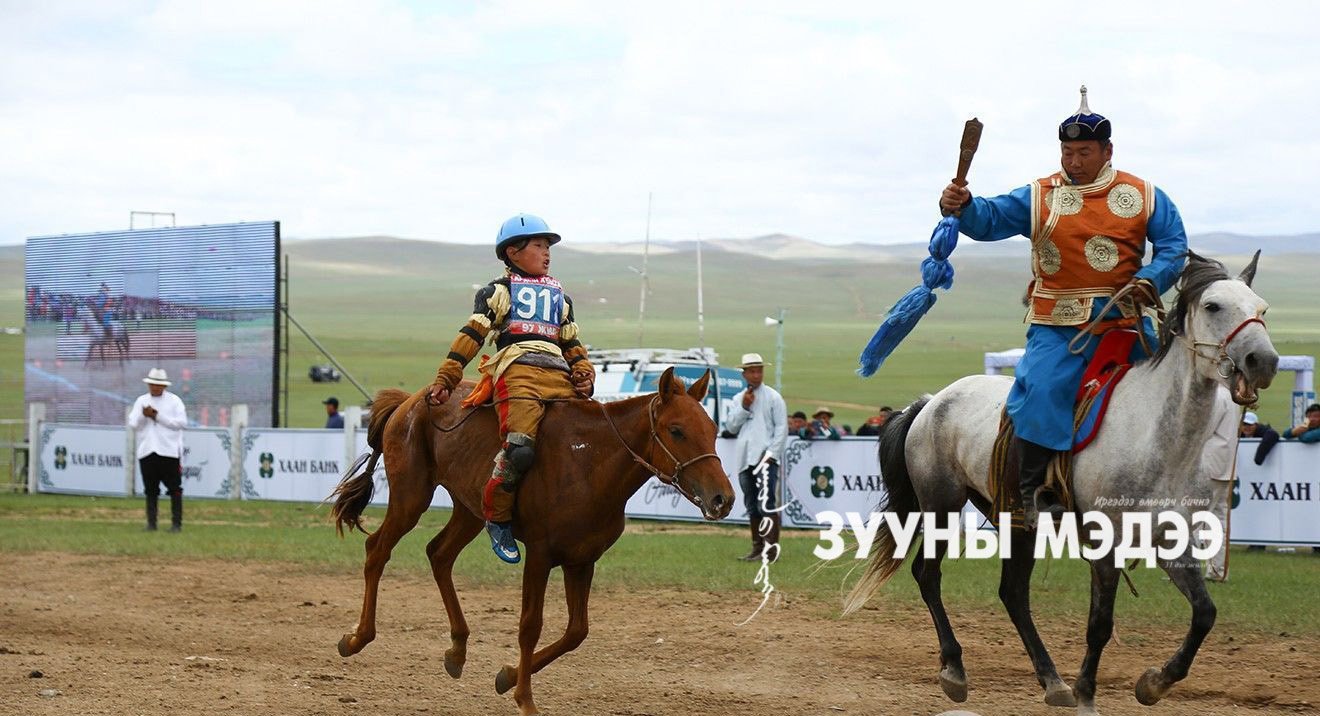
left=2, top=1, right=1317, bottom=247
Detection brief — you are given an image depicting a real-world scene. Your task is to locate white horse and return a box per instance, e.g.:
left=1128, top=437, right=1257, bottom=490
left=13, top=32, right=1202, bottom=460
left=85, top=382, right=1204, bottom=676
left=843, top=252, right=1277, bottom=715
left=82, top=303, right=130, bottom=364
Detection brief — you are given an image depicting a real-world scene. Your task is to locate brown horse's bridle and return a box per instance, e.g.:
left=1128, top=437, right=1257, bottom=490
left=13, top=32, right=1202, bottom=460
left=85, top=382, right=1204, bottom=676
left=599, top=396, right=720, bottom=500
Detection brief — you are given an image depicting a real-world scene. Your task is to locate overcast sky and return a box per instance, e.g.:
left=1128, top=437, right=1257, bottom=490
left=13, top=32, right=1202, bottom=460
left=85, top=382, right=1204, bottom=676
left=4, top=1, right=1317, bottom=247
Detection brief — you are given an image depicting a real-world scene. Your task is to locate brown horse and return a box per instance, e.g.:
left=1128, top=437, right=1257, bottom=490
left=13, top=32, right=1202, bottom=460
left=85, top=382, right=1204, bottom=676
left=330, top=367, right=734, bottom=716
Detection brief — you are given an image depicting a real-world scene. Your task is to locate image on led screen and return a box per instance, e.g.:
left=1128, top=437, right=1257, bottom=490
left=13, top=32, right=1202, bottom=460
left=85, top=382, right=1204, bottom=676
left=25, top=222, right=279, bottom=427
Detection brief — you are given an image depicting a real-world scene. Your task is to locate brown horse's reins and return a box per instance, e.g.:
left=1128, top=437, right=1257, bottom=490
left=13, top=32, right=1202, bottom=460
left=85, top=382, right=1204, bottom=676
left=425, top=392, right=720, bottom=498
left=597, top=396, right=720, bottom=497
left=424, top=394, right=572, bottom=433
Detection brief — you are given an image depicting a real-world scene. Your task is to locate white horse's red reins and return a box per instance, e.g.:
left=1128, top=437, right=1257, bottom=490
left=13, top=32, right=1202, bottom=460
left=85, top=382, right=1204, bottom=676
left=1182, top=316, right=1267, bottom=379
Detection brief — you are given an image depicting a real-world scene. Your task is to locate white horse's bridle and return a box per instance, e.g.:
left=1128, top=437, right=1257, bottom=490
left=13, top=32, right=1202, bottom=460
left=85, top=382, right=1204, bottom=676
left=1180, top=315, right=1267, bottom=379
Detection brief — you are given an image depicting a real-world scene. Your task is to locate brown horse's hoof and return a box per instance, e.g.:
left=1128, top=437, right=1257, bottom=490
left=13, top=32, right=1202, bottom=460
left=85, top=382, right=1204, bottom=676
left=444, top=648, right=465, bottom=679
left=495, top=664, right=517, bottom=695
left=337, top=634, right=356, bottom=658
left=1044, top=681, right=1077, bottom=707
left=939, top=666, right=968, bottom=703
left=1134, top=667, right=1167, bottom=705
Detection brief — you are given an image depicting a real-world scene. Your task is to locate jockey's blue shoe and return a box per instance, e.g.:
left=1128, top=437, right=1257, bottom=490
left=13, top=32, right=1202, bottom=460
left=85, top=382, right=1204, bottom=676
left=486, top=521, right=521, bottom=564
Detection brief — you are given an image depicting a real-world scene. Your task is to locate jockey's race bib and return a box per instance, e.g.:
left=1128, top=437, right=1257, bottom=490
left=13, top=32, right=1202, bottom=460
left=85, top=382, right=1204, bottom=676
left=507, top=275, right=564, bottom=340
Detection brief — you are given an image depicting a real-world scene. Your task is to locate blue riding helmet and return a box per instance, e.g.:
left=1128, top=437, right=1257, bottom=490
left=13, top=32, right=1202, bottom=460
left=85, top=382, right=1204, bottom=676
left=495, top=214, right=561, bottom=260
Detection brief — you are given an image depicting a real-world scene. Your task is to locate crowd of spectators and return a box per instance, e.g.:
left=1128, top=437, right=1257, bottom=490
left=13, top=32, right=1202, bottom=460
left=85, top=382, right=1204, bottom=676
left=784, top=405, right=895, bottom=439
left=26, top=286, right=199, bottom=328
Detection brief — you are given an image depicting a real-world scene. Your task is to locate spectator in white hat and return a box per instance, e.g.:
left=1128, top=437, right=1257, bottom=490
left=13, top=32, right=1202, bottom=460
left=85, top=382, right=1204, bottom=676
left=1238, top=411, right=1280, bottom=465
left=808, top=406, right=842, bottom=440
left=127, top=368, right=189, bottom=532
left=721, top=353, right=787, bottom=562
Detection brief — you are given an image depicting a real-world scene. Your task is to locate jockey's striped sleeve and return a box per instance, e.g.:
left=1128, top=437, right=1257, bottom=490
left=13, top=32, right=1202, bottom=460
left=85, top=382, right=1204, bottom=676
left=433, top=282, right=507, bottom=391
left=559, top=294, right=594, bottom=378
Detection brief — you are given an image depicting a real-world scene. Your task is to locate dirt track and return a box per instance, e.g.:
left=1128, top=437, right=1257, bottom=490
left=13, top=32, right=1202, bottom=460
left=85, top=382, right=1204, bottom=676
left=1, top=553, right=1315, bottom=715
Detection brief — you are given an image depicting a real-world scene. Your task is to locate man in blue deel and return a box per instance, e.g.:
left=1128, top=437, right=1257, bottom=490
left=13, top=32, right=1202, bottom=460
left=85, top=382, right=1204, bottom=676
left=938, top=87, right=1188, bottom=529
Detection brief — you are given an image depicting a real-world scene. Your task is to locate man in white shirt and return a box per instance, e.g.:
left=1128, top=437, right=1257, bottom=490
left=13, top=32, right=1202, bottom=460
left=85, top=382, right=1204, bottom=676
left=1201, top=386, right=1240, bottom=582
left=127, top=368, right=189, bottom=532
left=721, top=353, right=788, bottom=562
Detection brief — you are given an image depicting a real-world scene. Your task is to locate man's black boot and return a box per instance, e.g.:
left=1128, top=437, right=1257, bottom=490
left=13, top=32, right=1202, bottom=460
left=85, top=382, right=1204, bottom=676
left=1016, top=438, right=1065, bottom=530
left=169, top=490, right=183, bottom=532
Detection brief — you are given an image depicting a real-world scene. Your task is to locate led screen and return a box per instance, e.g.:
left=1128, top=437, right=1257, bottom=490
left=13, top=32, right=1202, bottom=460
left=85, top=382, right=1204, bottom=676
left=25, top=222, right=279, bottom=427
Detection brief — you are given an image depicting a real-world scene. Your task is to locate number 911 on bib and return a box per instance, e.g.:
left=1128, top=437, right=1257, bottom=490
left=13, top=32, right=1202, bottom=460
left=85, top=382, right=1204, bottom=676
left=509, top=275, right=564, bottom=339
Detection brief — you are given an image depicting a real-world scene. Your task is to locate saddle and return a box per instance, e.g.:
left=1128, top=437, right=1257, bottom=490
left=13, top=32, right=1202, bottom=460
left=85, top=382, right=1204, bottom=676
left=988, top=329, right=1139, bottom=530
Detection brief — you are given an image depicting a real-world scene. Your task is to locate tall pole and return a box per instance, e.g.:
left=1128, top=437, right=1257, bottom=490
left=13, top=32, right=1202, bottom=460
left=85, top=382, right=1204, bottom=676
left=696, top=236, right=705, bottom=350
left=774, top=308, right=785, bottom=392
left=637, top=192, right=652, bottom=347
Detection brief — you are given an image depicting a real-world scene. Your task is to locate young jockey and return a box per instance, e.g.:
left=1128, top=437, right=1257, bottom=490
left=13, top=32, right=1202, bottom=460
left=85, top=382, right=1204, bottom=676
left=938, top=87, right=1188, bottom=529
left=427, top=214, right=595, bottom=563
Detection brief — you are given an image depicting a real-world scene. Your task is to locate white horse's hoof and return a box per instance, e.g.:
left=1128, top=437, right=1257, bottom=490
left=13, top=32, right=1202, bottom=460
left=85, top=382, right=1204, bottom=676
left=939, top=666, right=968, bottom=703
left=1044, top=681, right=1077, bottom=707
left=1135, top=667, right=1167, bottom=705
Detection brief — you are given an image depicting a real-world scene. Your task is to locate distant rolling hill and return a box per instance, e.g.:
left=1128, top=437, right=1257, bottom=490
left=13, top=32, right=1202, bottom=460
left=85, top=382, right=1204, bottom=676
left=2, top=231, right=1316, bottom=428
left=561, top=231, right=1320, bottom=262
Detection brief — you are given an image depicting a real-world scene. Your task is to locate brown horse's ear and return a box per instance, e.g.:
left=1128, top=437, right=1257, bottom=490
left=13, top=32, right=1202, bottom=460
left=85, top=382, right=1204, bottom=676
left=656, top=366, right=679, bottom=400
left=1238, top=249, right=1261, bottom=287
left=687, top=369, right=711, bottom=402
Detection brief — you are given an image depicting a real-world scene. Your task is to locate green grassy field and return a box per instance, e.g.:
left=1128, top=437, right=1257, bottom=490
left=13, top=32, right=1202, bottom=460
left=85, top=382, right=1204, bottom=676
left=2, top=493, right=1317, bottom=636
left=276, top=239, right=1320, bottom=430
left=3, top=240, right=1317, bottom=496
left=4, top=240, right=1317, bottom=432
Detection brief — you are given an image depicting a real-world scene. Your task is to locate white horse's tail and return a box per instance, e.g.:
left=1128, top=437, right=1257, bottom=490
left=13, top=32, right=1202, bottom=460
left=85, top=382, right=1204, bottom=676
left=842, top=397, right=929, bottom=615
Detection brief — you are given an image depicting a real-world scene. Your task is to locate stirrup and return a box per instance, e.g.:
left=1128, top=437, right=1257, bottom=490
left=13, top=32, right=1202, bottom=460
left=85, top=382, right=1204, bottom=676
left=1027, top=486, right=1066, bottom=530
left=486, top=521, right=521, bottom=564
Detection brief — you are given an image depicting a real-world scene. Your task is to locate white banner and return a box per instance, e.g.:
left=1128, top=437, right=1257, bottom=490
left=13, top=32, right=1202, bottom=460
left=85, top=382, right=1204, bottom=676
left=179, top=428, right=234, bottom=499
left=37, top=423, right=130, bottom=496
left=241, top=429, right=349, bottom=502
left=622, top=437, right=885, bottom=527
left=30, top=419, right=1320, bottom=547
left=624, top=438, right=745, bottom=523
left=781, top=438, right=886, bottom=528
left=350, top=432, right=453, bottom=509
left=1230, top=439, right=1320, bottom=546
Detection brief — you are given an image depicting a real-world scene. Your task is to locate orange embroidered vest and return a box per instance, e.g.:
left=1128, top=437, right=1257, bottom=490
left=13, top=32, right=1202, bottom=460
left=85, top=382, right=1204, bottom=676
left=1027, top=164, right=1154, bottom=328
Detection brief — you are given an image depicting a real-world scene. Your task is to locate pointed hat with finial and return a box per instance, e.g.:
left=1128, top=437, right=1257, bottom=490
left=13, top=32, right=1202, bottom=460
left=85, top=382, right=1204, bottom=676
left=1058, top=84, right=1111, bottom=142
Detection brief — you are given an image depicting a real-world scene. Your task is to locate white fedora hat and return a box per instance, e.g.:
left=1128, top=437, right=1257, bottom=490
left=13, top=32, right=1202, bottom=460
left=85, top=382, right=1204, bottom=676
left=738, top=352, right=769, bottom=369
left=143, top=367, right=171, bottom=386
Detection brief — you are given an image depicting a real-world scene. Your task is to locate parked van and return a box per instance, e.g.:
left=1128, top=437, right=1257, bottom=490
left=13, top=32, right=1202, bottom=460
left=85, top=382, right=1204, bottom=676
left=589, top=347, right=744, bottom=426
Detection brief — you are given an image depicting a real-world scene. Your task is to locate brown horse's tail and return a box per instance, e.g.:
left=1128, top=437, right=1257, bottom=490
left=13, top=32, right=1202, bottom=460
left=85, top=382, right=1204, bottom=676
left=841, top=397, right=928, bottom=615
left=329, top=388, right=411, bottom=537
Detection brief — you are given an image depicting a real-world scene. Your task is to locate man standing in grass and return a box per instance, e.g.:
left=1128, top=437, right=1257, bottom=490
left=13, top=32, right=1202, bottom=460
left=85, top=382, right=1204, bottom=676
left=128, top=368, right=188, bottom=532
left=722, top=353, right=787, bottom=562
